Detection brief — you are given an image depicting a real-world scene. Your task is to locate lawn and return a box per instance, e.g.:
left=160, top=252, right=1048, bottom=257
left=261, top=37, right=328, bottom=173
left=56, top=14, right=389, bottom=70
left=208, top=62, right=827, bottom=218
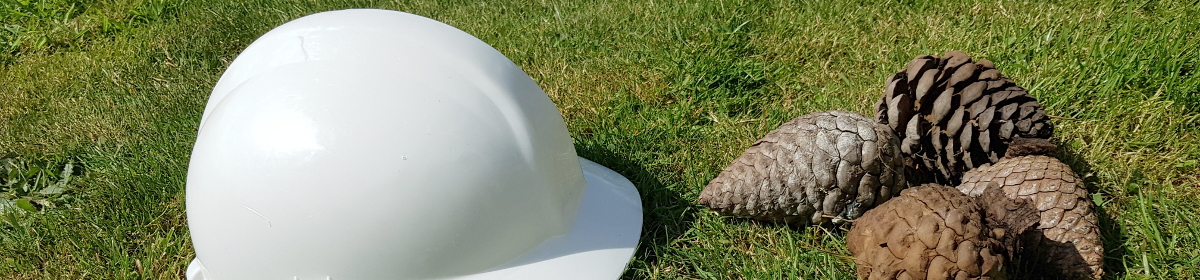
left=1, top=0, right=1198, bottom=279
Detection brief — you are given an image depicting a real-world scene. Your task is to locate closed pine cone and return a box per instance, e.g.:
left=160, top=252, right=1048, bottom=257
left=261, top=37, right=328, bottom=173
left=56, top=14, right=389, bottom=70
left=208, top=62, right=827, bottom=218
left=874, top=51, right=1054, bottom=185
left=848, top=184, right=1007, bottom=280
left=958, top=155, right=1103, bottom=279
left=698, top=110, right=906, bottom=225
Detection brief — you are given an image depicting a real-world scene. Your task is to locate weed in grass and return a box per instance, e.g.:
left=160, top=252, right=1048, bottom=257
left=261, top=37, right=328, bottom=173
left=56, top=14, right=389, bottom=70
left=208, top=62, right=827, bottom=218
left=0, top=156, right=81, bottom=213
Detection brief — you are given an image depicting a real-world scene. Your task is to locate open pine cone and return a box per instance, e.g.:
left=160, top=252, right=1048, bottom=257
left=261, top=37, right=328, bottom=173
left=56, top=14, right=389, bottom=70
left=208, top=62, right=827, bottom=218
left=698, top=110, right=906, bottom=225
left=958, top=154, right=1103, bottom=279
left=848, top=184, right=1007, bottom=280
left=874, top=51, right=1053, bottom=185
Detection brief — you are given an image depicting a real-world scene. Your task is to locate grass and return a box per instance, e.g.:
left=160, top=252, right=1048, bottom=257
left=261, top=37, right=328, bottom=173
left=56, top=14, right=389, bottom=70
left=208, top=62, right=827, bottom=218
left=0, top=0, right=1197, bottom=279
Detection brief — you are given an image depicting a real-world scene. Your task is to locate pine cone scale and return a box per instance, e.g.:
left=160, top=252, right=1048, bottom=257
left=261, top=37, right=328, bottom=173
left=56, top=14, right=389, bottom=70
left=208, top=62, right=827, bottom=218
left=930, top=88, right=956, bottom=124
left=963, top=82, right=986, bottom=105
left=906, top=57, right=936, bottom=80
left=945, top=51, right=971, bottom=68
left=948, top=63, right=978, bottom=88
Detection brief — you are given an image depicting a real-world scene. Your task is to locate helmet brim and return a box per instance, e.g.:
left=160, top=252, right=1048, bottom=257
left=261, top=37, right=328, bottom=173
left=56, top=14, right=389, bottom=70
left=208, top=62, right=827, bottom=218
left=187, top=157, right=643, bottom=279
left=449, top=157, right=643, bottom=279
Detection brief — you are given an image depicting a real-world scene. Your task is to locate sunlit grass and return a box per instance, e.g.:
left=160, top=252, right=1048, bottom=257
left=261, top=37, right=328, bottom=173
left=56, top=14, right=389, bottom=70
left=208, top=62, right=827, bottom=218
left=1, top=0, right=1197, bottom=279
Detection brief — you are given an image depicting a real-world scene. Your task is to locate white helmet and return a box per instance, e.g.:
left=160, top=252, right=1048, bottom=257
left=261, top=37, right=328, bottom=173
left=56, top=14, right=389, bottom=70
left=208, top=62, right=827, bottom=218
left=185, top=9, right=642, bottom=280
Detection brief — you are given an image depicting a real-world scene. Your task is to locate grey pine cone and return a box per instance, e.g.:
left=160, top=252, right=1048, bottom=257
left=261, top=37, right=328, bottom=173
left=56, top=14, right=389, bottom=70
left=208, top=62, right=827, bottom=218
left=958, top=155, right=1103, bottom=279
left=874, top=51, right=1054, bottom=185
left=698, top=110, right=906, bottom=225
left=848, top=184, right=1008, bottom=280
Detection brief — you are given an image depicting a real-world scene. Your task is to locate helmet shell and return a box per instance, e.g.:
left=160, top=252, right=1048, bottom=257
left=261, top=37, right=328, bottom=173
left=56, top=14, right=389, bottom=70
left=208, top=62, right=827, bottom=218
left=187, top=9, right=585, bottom=279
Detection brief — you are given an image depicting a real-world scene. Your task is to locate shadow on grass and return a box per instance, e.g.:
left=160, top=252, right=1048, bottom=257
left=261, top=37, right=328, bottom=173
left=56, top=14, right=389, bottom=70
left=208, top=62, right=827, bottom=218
left=574, top=142, right=699, bottom=278
left=1054, top=139, right=1125, bottom=280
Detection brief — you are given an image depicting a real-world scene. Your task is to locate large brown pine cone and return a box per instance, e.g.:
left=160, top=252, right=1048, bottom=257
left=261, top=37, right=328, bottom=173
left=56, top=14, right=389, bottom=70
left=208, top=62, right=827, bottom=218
left=698, top=110, right=906, bottom=225
left=958, top=155, right=1103, bottom=279
left=874, top=51, right=1054, bottom=185
left=848, top=184, right=1007, bottom=280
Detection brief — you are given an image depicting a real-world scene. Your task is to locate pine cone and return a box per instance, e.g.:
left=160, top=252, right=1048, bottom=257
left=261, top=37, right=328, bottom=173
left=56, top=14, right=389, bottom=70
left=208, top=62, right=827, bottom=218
left=848, top=184, right=1008, bottom=280
left=698, top=110, right=906, bottom=225
left=874, top=51, right=1054, bottom=185
left=958, top=155, right=1103, bottom=279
